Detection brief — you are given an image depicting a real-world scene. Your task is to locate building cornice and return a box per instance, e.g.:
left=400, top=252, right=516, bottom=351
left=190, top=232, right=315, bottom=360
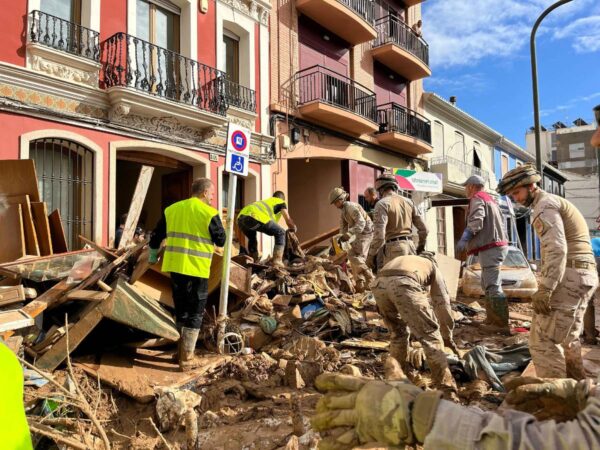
left=217, top=0, right=271, bottom=25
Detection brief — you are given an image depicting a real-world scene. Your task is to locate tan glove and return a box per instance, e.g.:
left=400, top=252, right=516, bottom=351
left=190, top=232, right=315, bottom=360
left=504, top=376, right=592, bottom=422
left=531, top=286, right=552, bottom=315
left=311, top=373, right=441, bottom=449
left=407, top=347, right=426, bottom=370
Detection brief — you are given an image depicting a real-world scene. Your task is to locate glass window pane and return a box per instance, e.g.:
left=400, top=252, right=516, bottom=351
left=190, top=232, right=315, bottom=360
left=41, top=0, right=73, bottom=20
left=136, top=0, right=150, bottom=42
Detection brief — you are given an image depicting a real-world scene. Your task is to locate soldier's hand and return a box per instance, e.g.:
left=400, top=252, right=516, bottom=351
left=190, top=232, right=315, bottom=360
left=408, top=347, right=426, bottom=370
left=505, top=376, right=592, bottom=422
left=339, top=233, right=352, bottom=243
left=532, top=287, right=552, bottom=315
left=148, top=248, right=159, bottom=265
left=312, top=373, right=431, bottom=449
left=416, top=243, right=426, bottom=254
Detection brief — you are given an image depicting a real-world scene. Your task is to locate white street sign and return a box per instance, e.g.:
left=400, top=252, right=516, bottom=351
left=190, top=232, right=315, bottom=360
left=225, top=123, right=250, bottom=177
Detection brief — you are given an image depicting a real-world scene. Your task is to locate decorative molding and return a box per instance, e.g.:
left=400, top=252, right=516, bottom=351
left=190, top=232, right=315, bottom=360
left=30, top=54, right=99, bottom=87
left=226, top=114, right=253, bottom=130
left=218, top=0, right=270, bottom=25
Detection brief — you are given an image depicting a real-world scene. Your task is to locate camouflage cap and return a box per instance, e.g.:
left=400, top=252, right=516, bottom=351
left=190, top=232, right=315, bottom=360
left=496, top=164, right=541, bottom=195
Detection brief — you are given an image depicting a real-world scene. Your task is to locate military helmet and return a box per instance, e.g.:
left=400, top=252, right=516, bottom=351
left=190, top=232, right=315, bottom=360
left=374, top=173, right=398, bottom=192
left=496, top=164, right=542, bottom=196
left=329, top=187, right=347, bottom=204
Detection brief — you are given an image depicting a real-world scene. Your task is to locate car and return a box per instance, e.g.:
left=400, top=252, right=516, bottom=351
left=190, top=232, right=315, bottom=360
left=461, top=245, right=538, bottom=299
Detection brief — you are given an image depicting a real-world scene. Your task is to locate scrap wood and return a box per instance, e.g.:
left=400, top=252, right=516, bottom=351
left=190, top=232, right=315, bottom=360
left=0, top=285, right=25, bottom=306
left=133, top=270, right=174, bottom=308
left=28, top=420, right=88, bottom=450
left=509, top=311, right=532, bottom=322
left=48, top=209, right=68, bottom=253
left=339, top=339, right=389, bottom=350
left=300, top=227, right=339, bottom=250
left=0, top=159, right=40, bottom=202
left=0, top=204, right=26, bottom=263
left=207, top=252, right=252, bottom=297
left=31, top=202, right=53, bottom=256
left=32, top=324, right=69, bottom=353
left=129, top=246, right=165, bottom=284
left=4, top=194, right=39, bottom=256
left=118, top=165, right=154, bottom=250
left=79, top=235, right=118, bottom=261
left=0, top=309, right=34, bottom=332
left=66, top=290, right=111, bottom=302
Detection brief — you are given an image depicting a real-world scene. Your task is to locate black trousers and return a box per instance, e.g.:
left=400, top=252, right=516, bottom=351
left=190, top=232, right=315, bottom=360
left=170, top=272, right=208, bottom=329
left=237, top=215, right=286, bottom=254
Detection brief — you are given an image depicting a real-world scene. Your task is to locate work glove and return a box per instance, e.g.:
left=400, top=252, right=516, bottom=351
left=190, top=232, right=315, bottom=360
left=311, top=373, right=442, bottom=449
left=408, top=347, right=426, bottom=370
left=339, top=233, right=352, bottom=243
left=532, top=286, right=552, bottom=315
left=505, top=376, right=592, bottom=422
left=455, top=228, right=473, bottom=254
left=148, top=248, right=159, bottom=265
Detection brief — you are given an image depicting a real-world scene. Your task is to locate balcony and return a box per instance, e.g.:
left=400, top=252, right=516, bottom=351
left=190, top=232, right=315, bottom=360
left=430, top=156, right=490, bottom=195
left=296, top=0, right=376, bottom=45
left=376, top=103, right=432, bottom=156
left=371, top=15, right=431, bottom=81
left=403, top=0, right=425, bottom=5
left=101, top=32, right=254, bottom=128
left=295, top=65, right=378, bottom=136
left=27, top=10, right=101, bottom=87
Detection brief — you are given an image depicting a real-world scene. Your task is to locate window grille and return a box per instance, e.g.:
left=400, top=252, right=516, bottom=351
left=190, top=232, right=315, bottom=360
left=29, top=138, right=94, bottom=250
left=436, top=207, right=447, bottom=255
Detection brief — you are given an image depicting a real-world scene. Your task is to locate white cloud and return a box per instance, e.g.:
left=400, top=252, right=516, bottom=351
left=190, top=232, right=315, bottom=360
left=540, top=91, right=600, bottom=117
left=423, top=0, right=597, bottom=68
left=425, top=72, right=489, bottom=93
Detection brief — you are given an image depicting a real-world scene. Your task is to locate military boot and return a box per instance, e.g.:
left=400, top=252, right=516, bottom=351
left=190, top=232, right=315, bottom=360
left=389, top=342, right=416, bottom=381
left=363, top=268, right=375, bottom=289
left=179, top=327, right=200, bottom=372
left=271, top=245, right=285, bottom=268
left=484, top=293, right=510, bottom=334
left=429, top=358, right=459, bottom=400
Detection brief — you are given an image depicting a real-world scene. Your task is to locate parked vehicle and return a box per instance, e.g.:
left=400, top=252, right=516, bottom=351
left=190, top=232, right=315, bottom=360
left=461, top=245, right=537, bottom=299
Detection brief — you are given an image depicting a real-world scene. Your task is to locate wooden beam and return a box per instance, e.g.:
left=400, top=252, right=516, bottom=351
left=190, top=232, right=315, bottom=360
left=48, top=209, right=68, bottom=253
left=0, top=205, right=26, bottom=263
left=300, top=227, right=340, bottom=250
left=66, top=290, right=110, bottom=301
left=4, top=194, right=39, bottom=256
left=30, top=202, right=53, bottom=256
left=118, top=165, right=154, bottom=250
left=78, top=235, right=118, bottom=261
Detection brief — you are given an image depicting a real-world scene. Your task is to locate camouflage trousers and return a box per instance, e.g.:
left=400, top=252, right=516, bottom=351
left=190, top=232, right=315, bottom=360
left=348, top=232, right=374, bottom=286
left=382, top=239, right=416, bottom=266
left=373, top=275, right=452, bottom=387
left=529, top=267, right=598, bottom=379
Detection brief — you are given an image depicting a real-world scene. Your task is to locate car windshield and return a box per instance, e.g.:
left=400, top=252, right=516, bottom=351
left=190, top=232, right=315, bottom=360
left=468, top=248, right=529, bottom=268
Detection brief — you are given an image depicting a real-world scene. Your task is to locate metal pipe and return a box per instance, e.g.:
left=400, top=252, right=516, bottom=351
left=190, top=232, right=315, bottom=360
left=530, top=0, right=574, bottom=174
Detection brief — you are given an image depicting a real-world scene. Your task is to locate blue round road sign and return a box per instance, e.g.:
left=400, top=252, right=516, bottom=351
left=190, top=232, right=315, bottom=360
left=231, top=130, right=248, bottom=151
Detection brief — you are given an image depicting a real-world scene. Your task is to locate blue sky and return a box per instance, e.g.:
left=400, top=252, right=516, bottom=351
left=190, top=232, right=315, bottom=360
left=422, top=0, right=600, bottom=147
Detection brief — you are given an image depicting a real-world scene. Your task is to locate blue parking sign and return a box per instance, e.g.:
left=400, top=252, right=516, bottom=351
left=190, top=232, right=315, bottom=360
left=230, top=154, right=245, bottom=174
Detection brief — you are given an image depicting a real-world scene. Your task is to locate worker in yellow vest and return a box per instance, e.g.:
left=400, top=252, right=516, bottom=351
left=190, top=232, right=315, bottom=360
left=237, top=191, right=297, bottom=267
left=0, top=340, right=33, bottom=450
left=149, top=178, right=226, bottom=371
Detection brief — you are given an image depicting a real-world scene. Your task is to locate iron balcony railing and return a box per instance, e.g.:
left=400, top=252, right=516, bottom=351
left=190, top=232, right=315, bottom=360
left=102, top=32, right=233, bottom=115
left=430, top=155, right=490, bottom=181
left=222, top=79, right=257, bottom=113
left=28, top=10, right=100, bottom=62
left=338, top=0, right=375, bottom=25
left=374, top=15, right=429, bottom=66
left=377, top=103, right=431, bottom=143
left=295, top=65, right=377, bottom=123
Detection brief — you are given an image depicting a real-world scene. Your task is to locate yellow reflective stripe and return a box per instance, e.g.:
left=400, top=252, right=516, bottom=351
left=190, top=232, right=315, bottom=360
left=166, top=231, right=213, bottom=245
left=258, top=200, right=276, bottom=222
left=165, top=246, right=212, bottom=259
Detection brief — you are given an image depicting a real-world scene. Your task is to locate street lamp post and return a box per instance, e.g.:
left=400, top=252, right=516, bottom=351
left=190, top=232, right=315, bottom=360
left=530, top=0, right=574, bottom=174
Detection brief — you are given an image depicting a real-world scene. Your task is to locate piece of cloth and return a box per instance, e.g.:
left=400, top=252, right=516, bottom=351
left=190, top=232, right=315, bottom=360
left=462, top=344, right=531, bottom=392
left=424, top=394, right=600, bottom=450
left=0, top=342, right=33, bottom=450
left=531, top=190, right=596, bottom=292
left=478, top=245, right=508, bottom=296
left=465, top=191, right=508, bottom=255
left=373, top=275, right=451, bottom=386
left=170, top=272, right=208, bottom=329
left=379, top=255, right=455, bottom=346
left=237, top=215, right=286, bottom=255
left=529, top=267, right=597, bottom=379
left=238, top=197, right=286, bottom=225
left=368, top=192, right=428, bottom=264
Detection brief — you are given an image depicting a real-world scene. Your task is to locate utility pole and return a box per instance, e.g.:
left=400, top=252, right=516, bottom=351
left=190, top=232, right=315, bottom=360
left=530, top=0, right=574, bottom=174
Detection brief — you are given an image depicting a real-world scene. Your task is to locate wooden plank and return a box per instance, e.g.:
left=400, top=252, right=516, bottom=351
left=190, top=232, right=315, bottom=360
left=4, top=194, right=40, bottom=256
left=208, top=252, right=252, bottom=297
left=48, top=209, right=68, bottom=253
left=509, top=311, right=532, bottom=322
left=66, top=290, right=110, bottom=301
left=300, top=227, right=340, bottom=250
left=0, top=310, right=34, bottom=332
left=134, top=270, right=174, bottom=308
left=79, top=235, right=118, bottom=261
left=435, top=253, right=461, bottom=299
left=30, top=202, right=53, bottom=256
left=118, top=165, right=154, bottom=250
left=35, top=300, right=107, bottom=371
left=129, top=246, right=165, bottom=284
left=0, top=285, right=25, bottom=307
left=0, top=205, right=26, bottom=263
left=0, top=160, right=40, bottom=202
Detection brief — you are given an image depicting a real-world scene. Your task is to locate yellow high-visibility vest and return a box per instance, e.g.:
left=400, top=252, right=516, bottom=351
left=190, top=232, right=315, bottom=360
left=162, top=197, right=218, bottom=278
left=0, top=342, right=33, bottom=450
left=238, top=197, right=285, bottom=224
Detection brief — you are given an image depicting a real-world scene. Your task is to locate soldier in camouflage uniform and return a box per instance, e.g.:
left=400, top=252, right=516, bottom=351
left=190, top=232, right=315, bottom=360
left=367, top=174, right=428, bottom=270
left=329, top=187, right=374, bottom=292
left=372, top=252, right=457, bottom=391
left=498, top=164, right=598, bottom=379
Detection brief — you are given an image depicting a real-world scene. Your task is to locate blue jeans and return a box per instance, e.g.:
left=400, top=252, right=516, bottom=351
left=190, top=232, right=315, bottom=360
left=237, top=215, right=286, bottom=254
